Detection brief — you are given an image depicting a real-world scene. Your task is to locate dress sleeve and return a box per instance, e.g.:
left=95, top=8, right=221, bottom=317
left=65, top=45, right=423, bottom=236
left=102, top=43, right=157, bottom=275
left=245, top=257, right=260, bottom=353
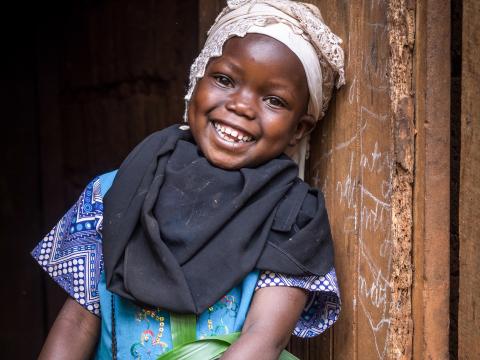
left=31, top=177, right=105, bottom=316
left=255, top=268, right=340, bottom=337
left=255, top=186, right=340, bottom=337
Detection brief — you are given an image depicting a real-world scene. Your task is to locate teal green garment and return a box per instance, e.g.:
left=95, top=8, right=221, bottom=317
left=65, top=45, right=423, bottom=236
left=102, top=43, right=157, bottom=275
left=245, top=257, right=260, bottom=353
left=94, top=171, right=260, bottom=359
left=94, top=271, right=259, bottom=359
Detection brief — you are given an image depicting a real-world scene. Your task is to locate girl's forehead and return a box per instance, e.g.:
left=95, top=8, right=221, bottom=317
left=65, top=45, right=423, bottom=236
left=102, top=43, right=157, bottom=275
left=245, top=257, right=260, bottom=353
left=216, top=33, right=309, bottom=86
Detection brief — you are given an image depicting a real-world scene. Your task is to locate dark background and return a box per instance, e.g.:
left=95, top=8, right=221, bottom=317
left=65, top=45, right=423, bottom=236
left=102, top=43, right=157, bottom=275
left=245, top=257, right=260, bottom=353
left=0, top=1, right=197, bottom=357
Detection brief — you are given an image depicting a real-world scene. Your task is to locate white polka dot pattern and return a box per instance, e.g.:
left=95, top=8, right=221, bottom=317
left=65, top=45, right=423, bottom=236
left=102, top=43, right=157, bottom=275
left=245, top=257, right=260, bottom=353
left=31, top=177, right=104, bottom=316
left=256, top=269, right=341, bottom=337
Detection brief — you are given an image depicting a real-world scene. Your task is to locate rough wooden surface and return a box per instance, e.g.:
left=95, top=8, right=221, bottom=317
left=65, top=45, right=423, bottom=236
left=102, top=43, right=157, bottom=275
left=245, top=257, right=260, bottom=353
left=458, top=0, right=480, bottom=358
left=198, top=0, right=225, bottom=46
left=308, top=1, right=359, bottom=358
left=386, top=1, right=415, bottom=358
left=412, top=0, right=451, bottom=359
left=309, top=0, right=413, bottom=358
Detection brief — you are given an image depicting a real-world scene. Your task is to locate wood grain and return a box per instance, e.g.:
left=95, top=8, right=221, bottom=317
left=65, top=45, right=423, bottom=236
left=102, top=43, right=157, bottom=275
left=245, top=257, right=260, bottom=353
left=458, top=0, right=480, bottom=358
left=412, top=0, right=451, bottom=359
left=309, top=1, right=397, bottom=358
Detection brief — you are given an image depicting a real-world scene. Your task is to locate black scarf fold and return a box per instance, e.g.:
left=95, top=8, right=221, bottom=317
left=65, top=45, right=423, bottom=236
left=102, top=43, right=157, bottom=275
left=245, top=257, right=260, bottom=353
left=103, top=124, right=334, bottom=314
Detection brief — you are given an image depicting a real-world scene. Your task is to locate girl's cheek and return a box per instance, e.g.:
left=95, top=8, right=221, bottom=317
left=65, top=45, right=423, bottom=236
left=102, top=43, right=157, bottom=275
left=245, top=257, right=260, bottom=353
left=197, top=82, right=218, bottom=100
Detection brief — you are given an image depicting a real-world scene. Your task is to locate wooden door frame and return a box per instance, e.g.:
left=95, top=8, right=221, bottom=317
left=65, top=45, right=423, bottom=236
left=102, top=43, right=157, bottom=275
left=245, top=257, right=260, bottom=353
left=413, top=0, right=451, bottom=359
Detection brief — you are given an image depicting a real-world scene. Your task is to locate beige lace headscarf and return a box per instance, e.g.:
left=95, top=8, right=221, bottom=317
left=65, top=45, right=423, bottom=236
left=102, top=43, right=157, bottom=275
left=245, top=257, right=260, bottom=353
left=184, top=0, right=345, bottom=178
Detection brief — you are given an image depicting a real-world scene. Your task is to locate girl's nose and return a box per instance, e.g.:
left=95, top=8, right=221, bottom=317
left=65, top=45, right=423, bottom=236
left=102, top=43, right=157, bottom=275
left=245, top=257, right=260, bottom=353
left=225, top=91, right=256, bottom=120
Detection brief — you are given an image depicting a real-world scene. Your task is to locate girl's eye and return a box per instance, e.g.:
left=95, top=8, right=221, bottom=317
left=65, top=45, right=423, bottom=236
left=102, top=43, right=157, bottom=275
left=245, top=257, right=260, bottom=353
left=213, top=74, right=233, bottom=88
left=265, top=96, right=287, bottom=109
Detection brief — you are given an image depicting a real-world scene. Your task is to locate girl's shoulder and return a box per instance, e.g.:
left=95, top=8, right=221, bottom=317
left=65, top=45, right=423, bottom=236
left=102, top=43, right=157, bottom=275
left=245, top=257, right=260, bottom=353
left=98, top=170, right=118, bottom=198
left=31, top=174, right=109, bottom=316
left=272, top=177, right=325, bottom=233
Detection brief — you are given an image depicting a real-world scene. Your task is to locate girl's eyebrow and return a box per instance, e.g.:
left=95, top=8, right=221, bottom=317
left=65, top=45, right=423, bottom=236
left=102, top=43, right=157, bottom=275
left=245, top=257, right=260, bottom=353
left=217, top=58, right=243, bottom=74
left=212, top=56, right=299, bottom=100
left=262, top=80, right=298, bottom=100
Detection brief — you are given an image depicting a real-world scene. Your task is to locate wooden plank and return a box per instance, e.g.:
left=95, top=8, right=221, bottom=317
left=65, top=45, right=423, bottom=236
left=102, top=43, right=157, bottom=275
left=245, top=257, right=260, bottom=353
left=412, top=0, right=451, bottom=359
left=309, top=0, right=404, bottom=358
left=198, top=0, right=225, bottom=46
left=458, top=0, right=480, bottom=358
left=309, top=0, right=360, bottom=357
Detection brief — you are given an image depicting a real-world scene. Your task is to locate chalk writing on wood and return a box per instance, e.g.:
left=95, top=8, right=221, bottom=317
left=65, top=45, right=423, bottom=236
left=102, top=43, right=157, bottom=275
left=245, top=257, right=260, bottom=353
left=312, top=69, right=392, bottom=360
left=308, top=1, right=394, bottom=358
left=358, top=94, right=392, bottom=359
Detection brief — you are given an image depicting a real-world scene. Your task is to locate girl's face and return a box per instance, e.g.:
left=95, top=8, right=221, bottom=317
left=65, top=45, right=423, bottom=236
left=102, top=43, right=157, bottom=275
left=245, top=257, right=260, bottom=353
left=187, top=33, right=314, bottom=170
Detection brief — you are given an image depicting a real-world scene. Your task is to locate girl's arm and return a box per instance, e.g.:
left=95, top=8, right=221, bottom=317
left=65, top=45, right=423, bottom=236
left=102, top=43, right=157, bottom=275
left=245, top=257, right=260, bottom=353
left=38, top=297, right=100, bottom=360
left=221, top=285, right=308, bottom=360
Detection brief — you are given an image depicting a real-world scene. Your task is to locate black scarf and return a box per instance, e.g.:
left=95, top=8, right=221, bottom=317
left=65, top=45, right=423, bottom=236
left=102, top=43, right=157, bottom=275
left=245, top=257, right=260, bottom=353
left=103, top=124, right=334, bottom=314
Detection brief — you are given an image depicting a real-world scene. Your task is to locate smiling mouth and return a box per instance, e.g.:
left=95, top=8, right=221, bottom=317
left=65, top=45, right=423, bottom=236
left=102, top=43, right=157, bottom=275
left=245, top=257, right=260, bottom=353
left=212, top=121, right=255, bottom=143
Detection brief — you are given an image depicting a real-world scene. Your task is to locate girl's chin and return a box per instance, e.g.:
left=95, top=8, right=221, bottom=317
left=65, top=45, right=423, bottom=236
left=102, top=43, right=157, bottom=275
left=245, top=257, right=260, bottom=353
left=203, top=146, right=259, bottom=169
left=205, top=154, right=246, bottom=170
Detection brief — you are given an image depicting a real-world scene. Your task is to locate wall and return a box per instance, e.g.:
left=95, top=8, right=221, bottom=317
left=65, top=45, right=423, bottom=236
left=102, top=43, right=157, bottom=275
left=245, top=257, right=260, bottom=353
left=307, top=1, right=415, bottom=358
left=310, top=1, right=452, bottom=359
left=458, top=0, right=480, bottom=358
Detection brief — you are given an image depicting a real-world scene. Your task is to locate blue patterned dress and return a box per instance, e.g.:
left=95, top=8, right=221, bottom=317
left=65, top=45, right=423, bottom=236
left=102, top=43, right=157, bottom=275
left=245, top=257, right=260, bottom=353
left=32, top=172, right=340, bottom=359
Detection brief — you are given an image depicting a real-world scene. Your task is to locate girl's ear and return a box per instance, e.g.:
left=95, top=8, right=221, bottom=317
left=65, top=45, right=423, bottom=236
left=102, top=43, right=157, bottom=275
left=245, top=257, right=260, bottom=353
left=289, top=114, right=316, bottom=146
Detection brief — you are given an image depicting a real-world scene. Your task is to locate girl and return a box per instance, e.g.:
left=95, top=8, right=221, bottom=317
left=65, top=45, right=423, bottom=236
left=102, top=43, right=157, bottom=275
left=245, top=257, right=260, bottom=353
left=32, top=0, right=345, bottom=359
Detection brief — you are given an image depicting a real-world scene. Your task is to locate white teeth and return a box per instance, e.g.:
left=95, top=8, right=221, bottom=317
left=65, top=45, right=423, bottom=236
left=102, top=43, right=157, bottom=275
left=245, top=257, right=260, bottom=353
left=213, top=122, right=253, bottom=143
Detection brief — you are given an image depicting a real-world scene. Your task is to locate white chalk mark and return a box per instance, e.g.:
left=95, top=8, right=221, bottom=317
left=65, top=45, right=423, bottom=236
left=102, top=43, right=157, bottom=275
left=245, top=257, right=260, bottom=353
left=361, top=106, right=388, bottom=123
left=336, top=152, right=358, bottom=210
left=311, top=84, right=394, bottom=360
left=366, top=82, right=389, bottom=92
left=361, top=141, right=383, bottom=173
left=367, top=22, right=386, bottom=28
left=349, top=77, right=357, bottom=104
left=361, top=186, right=391, bottom=209
left=357, top=103, right=393, bottom=360
left=320, top=120, right=368, bottom=160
